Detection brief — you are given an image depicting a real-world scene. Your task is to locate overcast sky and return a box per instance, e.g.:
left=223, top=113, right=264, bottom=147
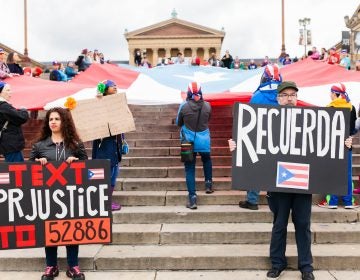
left=2, top=0, right=359, bottom=62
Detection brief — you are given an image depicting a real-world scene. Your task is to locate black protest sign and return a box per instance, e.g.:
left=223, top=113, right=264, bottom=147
left=232, top=103, right=350, bottom=195
left=0, top=160, right=112, bottom=250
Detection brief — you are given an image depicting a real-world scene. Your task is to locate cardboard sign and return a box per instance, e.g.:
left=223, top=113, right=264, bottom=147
left=70, top=93, right=136, bottom=142
left=0, top=160, right=112, bottom=250
left=232, top=103, right=350, bottom=195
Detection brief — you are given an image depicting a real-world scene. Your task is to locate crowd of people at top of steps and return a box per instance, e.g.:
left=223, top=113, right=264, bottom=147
left=133, top=45, right=358, bottom=71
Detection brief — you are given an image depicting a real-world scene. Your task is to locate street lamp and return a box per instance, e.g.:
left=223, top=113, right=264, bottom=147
left=299, top=17, right=311, bottom=57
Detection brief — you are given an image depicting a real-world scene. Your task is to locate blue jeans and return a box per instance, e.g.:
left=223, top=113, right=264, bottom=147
left=184, top=152, right=212, bottom=199
left=247, top=190, right=259, bottom=205
left=267, top=192, right=313, bottom=272
left=329, top=149, right=353, bottom=206
left=45, top=245, right=79, bottom=267
left=4, top=151, right=24, bottom=162
left=110, top=164, right=119, bottom=189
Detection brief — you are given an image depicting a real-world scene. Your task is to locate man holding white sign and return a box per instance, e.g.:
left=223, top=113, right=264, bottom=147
left=229, top=81, right=352, bottom=280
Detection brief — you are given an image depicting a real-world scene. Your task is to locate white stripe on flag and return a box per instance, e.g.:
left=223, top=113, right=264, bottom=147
left=0, top=173, right=10, bottom=184
left=89, top=168, right=105, bottom=180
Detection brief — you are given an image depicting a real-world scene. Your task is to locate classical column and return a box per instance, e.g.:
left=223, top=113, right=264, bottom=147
left=215, top=48, right=221, bottom=58
left=179, top=48, right=185, bottom=55
left=129, top=48, right=135, bottom=66
left=207, top=48, right=212, bottom=61
left=152, top=48, right=159, bottom=66
left=165, top=48, right=171, bottom=58
left=191, top=48, right=197, bottom=57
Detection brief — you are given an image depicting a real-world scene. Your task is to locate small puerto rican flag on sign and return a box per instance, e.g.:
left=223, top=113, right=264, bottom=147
left=276, top=162, right=310, bottom=190
left=0, top=172, right=10, bottom=184
left=88, top=168, right=105, bottom=180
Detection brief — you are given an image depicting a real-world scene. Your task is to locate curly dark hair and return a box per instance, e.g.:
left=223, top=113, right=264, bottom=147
left=37, top=107, right=82, bottom=151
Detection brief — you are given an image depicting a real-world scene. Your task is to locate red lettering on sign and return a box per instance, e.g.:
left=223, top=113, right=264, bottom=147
left=15, top=225, right=36, bottom=247
left=8, top=165, right=27, bottom=187
left=0, top=226, right=13, bottom=249
left=31, top=164, right=43, bottom=186
left=46, top=162, right=68, bottom=187
left=70, top=162, right=85, bottom=185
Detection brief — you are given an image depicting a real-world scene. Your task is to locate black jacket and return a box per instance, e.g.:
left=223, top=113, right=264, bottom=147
left=0, top=101, right=29, bottom=155
left=29, top=137, right=88, bottom=161
left=8, top=63, right=24, bottom=75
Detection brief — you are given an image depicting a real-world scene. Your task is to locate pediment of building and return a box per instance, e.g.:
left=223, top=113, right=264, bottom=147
left=125, top=18, right=225, bottom=38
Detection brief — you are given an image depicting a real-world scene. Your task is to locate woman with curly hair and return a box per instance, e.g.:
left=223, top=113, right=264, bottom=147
left=29, top=107, right=87, bottom=280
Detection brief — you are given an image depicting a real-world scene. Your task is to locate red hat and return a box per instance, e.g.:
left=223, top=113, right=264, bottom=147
left=188, top=82, right=201, bottom=95
left=331, top=83, right=346, bottom=94
left=264, top=64, right=281, bottom=81
left=331, top=83, right=350, bottom=102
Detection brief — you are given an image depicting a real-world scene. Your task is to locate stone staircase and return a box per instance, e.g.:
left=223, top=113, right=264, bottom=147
left=1, top=104, right=360, bottom=280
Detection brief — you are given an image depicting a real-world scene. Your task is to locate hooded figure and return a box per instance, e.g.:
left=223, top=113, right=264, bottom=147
left=318, top=82, right=358, bottom=209
left=176, top=82, right=213, bottom=209
left=250, top=64, right=282, bottom=105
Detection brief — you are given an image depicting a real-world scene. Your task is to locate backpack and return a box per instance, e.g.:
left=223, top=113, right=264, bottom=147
left=49, top=70, right=61, bottom=81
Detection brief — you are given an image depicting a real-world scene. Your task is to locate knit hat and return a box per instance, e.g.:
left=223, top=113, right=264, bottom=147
left=187, top=82, right=203, bottom=100
left=261, top=64, right=282, bottom=84
left=0, top=81, right=7, bottom=93
left=331, top=83, right=350, bottom=102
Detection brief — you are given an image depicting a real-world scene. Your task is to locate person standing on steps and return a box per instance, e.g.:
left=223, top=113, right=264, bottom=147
left=239, top=64, right=283, bottom=211
left=92, top=80, right=123, bottom=211
left=0, top=81, right=29, bottom=162
left=229, top=81, right=353, bottom=280
left=176, top=82, right=213, bottom=210
left=29, top=107, right=87, bottom=280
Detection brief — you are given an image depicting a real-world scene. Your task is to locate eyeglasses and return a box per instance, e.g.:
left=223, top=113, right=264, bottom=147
left=278, top=93, right=297, bottom=98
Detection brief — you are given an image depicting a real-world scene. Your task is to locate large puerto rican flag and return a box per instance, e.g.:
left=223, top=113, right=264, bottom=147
left=5, top=58, right=360, bottom=110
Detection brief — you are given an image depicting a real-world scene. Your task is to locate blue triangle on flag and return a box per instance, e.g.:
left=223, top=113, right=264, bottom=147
left=277, top=165, right=294, bottom=184
left=88, top=170, right=94, bottom=179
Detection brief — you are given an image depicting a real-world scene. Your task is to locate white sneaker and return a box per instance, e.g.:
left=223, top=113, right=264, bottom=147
left=344, top=203, right=360, bottom=209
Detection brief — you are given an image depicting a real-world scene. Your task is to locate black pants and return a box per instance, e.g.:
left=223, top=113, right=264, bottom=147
left=45, top=245, right=79, bottom=267
left=267, top=192, right=313, bottom=272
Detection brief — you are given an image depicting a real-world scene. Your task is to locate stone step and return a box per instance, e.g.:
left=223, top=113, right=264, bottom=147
left=117, top=177, right=232, bottom=191
left=129, top=138, right=229, bottom=147
left=113, top=191, right=343, bottom=206
left=122, top=155, right=230, bottom=167
left=110, top=222, right=360, bottom=245
left=0, top=271, right=355, bottom=280
left=112, top=205, right=359, bottom=224
left=121, top=165, right=231, bottom=178
left=21, top=146, right=232, bottom=158
left=132, top=116, right=233, bottom=125
left=94, top=243, right=360, bottom=270
left=135, top=124, right=232, bottom=132
left=0, top=271, right=155, bottom=280
left=3, top=243, right=358, bottom=271
left=116, top=177, right=360, bottom=192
